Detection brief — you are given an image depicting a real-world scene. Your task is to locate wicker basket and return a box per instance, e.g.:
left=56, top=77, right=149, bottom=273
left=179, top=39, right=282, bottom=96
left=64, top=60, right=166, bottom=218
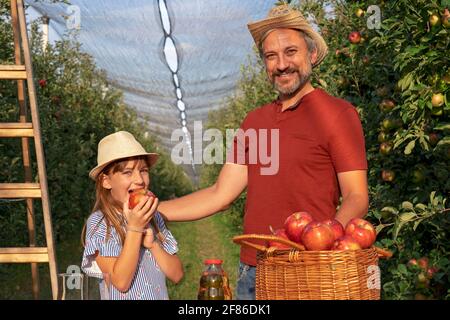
left=233, top=234, right=392, bottom=300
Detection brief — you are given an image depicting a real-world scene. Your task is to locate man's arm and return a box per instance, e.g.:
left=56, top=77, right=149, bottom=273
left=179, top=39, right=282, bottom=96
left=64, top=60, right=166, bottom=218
left=158, top=163, right=248, bottom=221
left=335, top=170, right=369, bottom=227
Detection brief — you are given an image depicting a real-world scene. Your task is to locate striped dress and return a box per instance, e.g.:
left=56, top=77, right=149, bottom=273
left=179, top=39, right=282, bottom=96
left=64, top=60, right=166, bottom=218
left=81, top=210, right=178, bottom=300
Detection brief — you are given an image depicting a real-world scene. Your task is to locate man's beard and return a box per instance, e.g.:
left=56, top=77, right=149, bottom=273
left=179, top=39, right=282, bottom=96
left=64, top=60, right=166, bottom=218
left=272, top=60, right=312, bottom=96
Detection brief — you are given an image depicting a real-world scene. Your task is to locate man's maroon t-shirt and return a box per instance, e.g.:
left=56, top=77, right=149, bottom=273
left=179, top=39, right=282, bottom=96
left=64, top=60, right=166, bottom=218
left=227, top=88, right=368, bottom=266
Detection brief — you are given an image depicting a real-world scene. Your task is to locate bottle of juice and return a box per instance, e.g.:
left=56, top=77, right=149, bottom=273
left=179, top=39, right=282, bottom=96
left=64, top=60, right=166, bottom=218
left=197, top=259, right=231, bottom=300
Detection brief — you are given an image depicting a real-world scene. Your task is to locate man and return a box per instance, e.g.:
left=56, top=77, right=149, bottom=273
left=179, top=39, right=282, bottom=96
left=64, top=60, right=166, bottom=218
left=158, top=5, right=368, bottom=300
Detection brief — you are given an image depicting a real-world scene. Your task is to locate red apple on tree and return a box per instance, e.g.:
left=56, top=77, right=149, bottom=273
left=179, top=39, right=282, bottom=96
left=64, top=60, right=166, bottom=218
left=332, top=235, right=362, bottom=251
left=379, top=99, right=395, bottom=112
left=381, top=169, right=395, bottom=182
left=348, top=31, right=361, bottom=44
left=417, top=257, right=429, bottom=271
left=442, top=9, right=450, bottom=28
left=379, top=142, right=393, bottom=155
left=323, top=219, right=344, bottom=240
left=408, top=258, right=418, bottom=267
left=129, top=188, right=155, bottom=209
left=284, top=211, right=314, bottom=243
left=345, top=218, right=376, bottom=249
left=428, top=132, right=440, bottom=146
left=38, top=79, right=47, bottom=88
left=301, top=221, right=335, bottom=251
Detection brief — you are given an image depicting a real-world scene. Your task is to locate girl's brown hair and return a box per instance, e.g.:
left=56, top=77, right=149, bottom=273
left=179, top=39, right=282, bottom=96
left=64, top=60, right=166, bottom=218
left=82, top=156, right=164, bottom=246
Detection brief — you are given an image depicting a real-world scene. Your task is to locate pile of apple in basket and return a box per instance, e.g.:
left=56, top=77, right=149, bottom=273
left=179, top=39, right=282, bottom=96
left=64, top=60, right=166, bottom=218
left=268, top=212, right=376, bottom=251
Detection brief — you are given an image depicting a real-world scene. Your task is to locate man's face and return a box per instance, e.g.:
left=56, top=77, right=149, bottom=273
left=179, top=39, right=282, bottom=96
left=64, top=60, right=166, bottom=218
left=262, top=28, right=316, bottom=97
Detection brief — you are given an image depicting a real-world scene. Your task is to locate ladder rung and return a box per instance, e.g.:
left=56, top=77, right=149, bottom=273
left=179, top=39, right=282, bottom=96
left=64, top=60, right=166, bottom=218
left=0, top=183, right=41, bottom=198
left=0, top=123, right=34, bottom=137
left=0, top=64, right=27, bottom=80
left=0, top=247, right=49, bottom=263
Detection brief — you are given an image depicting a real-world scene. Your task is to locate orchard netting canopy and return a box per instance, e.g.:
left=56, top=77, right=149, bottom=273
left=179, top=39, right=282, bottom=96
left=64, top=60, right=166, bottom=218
left=25, top=0, right=277, bottom=179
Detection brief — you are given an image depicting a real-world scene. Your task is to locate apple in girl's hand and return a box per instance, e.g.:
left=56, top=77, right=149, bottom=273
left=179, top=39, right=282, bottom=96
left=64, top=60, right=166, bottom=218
left=129, top=189, right=155, bottom=209
left=332, top=235, right=361, bottom=251
left=323, top=219, right=345, bottom=240
left=284, top=212, right=314, bottom=243
left=345, top=218, right=376, bottom=249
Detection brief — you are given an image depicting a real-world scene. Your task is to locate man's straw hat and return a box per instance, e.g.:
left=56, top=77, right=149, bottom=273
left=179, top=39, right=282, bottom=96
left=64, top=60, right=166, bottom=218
left=247, top=4, right=328, bottom=67
left=89, top=131, right=158, bottom=180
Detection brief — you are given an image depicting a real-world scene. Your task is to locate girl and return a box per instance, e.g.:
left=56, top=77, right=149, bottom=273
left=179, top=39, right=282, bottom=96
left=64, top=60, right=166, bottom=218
left=81, top=131, right=183, bottom=299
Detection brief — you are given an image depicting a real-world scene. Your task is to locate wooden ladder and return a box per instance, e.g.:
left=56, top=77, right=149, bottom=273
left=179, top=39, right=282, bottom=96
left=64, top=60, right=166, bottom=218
left=0, top=0, right=58, bottom=299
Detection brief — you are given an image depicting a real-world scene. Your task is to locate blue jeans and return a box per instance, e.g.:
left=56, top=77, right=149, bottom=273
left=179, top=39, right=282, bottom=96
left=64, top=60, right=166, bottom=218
left=236, top=262, right=256, bottom=300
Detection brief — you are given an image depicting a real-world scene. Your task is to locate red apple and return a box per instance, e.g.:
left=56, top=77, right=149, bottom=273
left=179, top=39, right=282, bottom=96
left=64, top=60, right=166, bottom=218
left=301, top=221, right=335, bottom=251
left=428, top=133, right=440, bottom=146
left=379, top=99, right=395, bottom=112
left=381, top=169, right=395, bottom=182
left=284, top=212, right=314, bottom=243
left=345, top=218, right=376, bottom=249
left=267, top=229, right=291, bottom=250
left=417, top=257, right=429, bottom=271
left=408, top=258, right=418, bottom=267
left=332, top=235, right=361, bottom=251
left=379, top=142, right=393, bottom=155
left=426, top=266, right=439, bottom=279
left=323, top=219, right=344, bottom=240
left=128, top=188, right=155, bottom=209
left=348, top=31, right=361, bottom=44
left=442, top=9, right=450, bottom=28
left=38, top=79, right=47, bottom=88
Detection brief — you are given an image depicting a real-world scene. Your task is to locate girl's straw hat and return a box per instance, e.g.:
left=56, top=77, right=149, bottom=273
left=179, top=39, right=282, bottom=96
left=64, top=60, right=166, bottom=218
left=89, top=131, right=159, bottom=180
left=247, top=4, right=328, bottom=67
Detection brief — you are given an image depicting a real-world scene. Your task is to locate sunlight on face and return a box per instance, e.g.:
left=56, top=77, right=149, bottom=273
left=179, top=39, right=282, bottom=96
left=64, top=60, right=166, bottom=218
left=262, top=29, right=313, bottom=97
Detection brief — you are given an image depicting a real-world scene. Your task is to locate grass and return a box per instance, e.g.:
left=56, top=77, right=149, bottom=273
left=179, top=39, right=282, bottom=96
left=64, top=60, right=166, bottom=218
left=0, top=213, right=241, bottom=300
left=167, top=213, right=241, bottom=300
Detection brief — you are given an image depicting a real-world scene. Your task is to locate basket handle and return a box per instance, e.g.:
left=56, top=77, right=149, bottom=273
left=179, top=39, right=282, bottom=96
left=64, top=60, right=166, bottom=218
left=233, top=234, right=393, bottom=258
left=232, top=234, right=306, bottom=252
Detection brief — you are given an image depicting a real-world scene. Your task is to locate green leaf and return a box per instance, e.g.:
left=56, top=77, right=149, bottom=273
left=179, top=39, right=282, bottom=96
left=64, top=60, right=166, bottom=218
left=398, top=264, right=408, bottom=275
left=394, top=222, right=406, bottom=239
left=413, top=219, right=423, bottom=231
left=414, top=203, right=427, bottom=211
left=375, top=224, right=386, bottom=234
left=381, top=206, right=399, bottom=215
left=399, top=212, right=416, bottom=222
left=434, top=123, right=450, bottom=131
left=404, top=139, right=416, bottom=155
left=436, top=136, right=450, bottom=146
left=401, top=201, right=414, bottom=211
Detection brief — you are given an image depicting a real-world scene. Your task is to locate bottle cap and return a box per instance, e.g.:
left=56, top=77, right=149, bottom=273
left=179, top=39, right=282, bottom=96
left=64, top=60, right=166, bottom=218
left=204, top=259, right=223, bottom=265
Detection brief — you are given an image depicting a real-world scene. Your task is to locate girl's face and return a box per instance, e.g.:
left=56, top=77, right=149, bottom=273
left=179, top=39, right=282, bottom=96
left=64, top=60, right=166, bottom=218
left=102, top=159, right=150, bottom=206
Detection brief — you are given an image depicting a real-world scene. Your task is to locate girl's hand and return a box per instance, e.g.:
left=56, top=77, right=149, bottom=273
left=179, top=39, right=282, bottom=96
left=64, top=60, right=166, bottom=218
left=123, top=194, right=159, bottom=231
left=142, top=227, right=157, bottom=249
